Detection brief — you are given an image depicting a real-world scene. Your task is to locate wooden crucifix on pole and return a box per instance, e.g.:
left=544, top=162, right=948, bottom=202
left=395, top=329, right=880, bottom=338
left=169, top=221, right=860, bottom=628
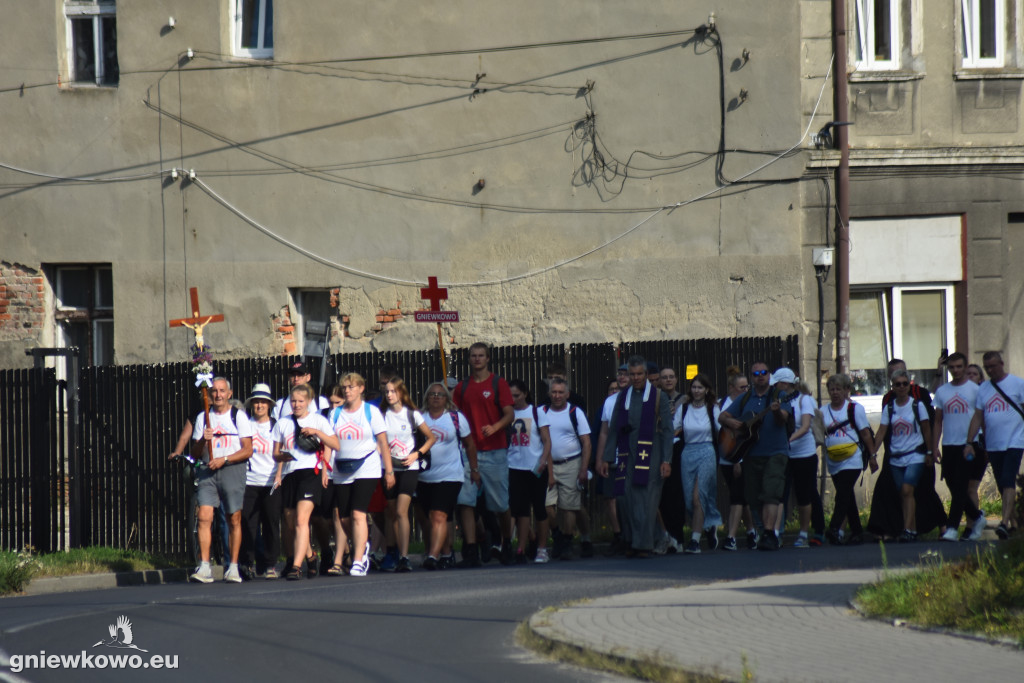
left=169, top=287, right=225, bottom=458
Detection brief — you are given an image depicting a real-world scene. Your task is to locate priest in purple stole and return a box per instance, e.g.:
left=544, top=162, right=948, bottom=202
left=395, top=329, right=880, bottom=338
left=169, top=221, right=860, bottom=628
left=598, top=355, right=674, bottom=556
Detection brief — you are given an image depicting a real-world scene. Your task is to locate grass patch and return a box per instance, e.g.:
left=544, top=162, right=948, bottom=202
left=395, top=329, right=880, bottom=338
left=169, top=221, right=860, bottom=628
left=517, top=619, right=726, bottom=682
left=1, top=546, right=176, bottom=595
left=856, top=537, right=1024, bottom=645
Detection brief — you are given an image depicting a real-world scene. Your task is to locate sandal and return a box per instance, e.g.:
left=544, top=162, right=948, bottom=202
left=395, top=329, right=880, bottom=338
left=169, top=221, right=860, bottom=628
left=326, top=563, right=345, bottom=576
left=285, top=565, right=302, bottom=581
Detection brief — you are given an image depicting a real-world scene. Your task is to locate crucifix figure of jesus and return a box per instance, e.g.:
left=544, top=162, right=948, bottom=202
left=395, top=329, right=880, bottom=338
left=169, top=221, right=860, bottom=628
left=169, top=288, right=224, bottom=351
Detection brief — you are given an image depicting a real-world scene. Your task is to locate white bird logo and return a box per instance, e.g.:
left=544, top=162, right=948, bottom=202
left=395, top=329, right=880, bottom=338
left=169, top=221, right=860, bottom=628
left=91, top=615, right=149, bottom=652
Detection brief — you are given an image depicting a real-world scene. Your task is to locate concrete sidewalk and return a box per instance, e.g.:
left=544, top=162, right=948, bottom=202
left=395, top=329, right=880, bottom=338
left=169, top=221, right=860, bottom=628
left=528, top=568, right=1024, bottom=682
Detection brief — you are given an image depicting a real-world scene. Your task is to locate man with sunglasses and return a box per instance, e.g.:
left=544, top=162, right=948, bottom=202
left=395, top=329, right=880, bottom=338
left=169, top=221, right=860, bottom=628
left=719, top=361, right=791, bottom=551
left=965, top=351, right=1024, bottom=539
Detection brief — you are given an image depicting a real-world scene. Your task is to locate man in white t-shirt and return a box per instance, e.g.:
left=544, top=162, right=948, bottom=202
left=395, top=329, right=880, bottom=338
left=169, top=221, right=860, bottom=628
left=965, top=351, right=1024, bottom=539
left=932, top=352, right=986, bottom=541
left=188, top=377, right=253, bottom=584
left=543, top=378, right=591, bottom=560
left=273, top=361, right=330, bottom=419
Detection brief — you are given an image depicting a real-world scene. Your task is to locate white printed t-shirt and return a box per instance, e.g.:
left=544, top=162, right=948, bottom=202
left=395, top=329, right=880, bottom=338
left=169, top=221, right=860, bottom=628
left=933, top=380, right=979, bottom=446
left=508, top=405, right=549, bottom=472
left=880, top=399, right=930, bottom=467
left=329, top=403, right=386, bottom=484
left=821, top=400, right=870, bottom=475
left=272, top=412, right=332, bottom=474
left=193, top=409, right=254, bottom=462
left=420, top=411, right=471, bottom=484
left=383, top=406, right=427, bottom=471
left=247, top=418, right=277, bottom=486
left=976, top=375, right=1024, bottom=451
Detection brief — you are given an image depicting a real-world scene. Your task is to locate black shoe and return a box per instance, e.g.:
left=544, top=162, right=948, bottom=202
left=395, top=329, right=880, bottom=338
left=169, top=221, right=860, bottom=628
left=422, top=555, right=438, bottom=570
left=704, top=528, right=719, bottom=551
left=604, top=534, right=623, bottom=556
left=824, top=529, right=844, bottom=546
left=580, top=541, right=594, bottom=558
left=897, top=529, right=918, bottom=543
left=397, top=556, right=412, bottom=572
left=500, top=541, right=515, bottom=566
left=456, top=543, right=482, bottom=568
left=758, top=530, right=780, bottom=551
left=845, top=533, right=864, bottom=546
left=996, top=523, right=1010, bottom=540
left=746, top=531, right=759, bottom=550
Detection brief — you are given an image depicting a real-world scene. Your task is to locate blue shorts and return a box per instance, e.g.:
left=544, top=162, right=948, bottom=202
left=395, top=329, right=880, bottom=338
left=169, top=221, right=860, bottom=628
left=988, top=448, right=1024, bottom=490
left=891, top=462, right=925, bottom=489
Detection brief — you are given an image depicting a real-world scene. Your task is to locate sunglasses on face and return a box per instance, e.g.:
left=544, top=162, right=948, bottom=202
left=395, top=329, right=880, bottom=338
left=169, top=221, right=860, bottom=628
left=892, top=381, right=910, bottom=387
left=752, top=370, right=768, bottom=377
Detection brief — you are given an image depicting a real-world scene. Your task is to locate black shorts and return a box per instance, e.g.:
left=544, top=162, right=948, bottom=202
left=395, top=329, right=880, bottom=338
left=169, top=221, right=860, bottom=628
left=942, top=444, right=989, bottom=482
left=509, top=468, right=549, bottom=521
left=416, top=480, right=462, bottom=517
left=333, top=477, right=378, bottom=517
left=719, top=463, right=745, bottom=506
left=314, top=481, right=335, bottom=519
left=385, top=469, right=420, bottom=500
left=283, top=469, right=323, bottom=509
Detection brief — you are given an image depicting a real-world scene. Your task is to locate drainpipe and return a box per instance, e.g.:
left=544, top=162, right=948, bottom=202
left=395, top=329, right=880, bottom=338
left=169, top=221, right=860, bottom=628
left=834, top=0, right=851, bottom=373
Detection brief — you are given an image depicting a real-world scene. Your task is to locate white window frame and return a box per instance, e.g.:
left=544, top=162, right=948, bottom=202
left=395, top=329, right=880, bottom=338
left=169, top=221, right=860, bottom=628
left=233, top=0, right=274, bottom=59
left=855, top=0, right=901, bottom=71
left=54, top=265, right=114, bottom=366
left=850, top=284, right=955, bottom=414
left=961, top=0, right=1006, bottom=68
left=64, top=1, right=117, bottom=85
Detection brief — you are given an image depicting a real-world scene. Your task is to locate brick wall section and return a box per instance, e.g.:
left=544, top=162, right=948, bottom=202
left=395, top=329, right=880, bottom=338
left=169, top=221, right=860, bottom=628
left=0, top=261, right=46, bottom=341
left=373, top=299, right=405, bottom=332
left=272, top=305, right=297, bottom=355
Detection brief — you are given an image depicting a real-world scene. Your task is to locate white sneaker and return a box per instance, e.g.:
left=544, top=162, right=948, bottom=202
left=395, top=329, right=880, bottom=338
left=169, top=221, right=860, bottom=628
left=968, top=514, right=987, bottom=541
left=224, top=565, right=242, bottom=583
left=667, top=535, right=683, bottom=554
left=534, top=548, right=550, bottom=563
left=349, top=558, right=369, bottom=577
left=940, top=528, right=960, bottom=542
left=653, top=533, right=670, bottom=555
left=189, top=564, right=213, bottom=584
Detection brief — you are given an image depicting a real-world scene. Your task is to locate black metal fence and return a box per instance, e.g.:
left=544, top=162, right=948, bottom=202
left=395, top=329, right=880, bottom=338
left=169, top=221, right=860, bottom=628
left=1, top=336, right=798, bottom=556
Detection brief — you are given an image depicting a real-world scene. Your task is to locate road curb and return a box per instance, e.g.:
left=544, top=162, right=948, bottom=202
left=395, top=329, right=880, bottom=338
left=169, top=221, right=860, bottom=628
left=19, top=568, right=192, bottom=596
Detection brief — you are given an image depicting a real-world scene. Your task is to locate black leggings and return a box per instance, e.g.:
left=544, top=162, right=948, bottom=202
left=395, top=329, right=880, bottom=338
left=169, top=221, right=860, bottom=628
left=242, top=484, right=282, bottom=568
left=828, top=469, right=863, bottom=535
left=790, top=456, right=825, bottom=535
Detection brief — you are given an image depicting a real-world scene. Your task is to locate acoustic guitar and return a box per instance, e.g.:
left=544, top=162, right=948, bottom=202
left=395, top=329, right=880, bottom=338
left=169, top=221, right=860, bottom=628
left=719, top=390, right=798, bottom=464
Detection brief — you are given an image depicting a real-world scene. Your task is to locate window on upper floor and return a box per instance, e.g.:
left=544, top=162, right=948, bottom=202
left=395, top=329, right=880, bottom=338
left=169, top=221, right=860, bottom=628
left=855, top=0, right=900, bottom=71
left=52, top=265, right=114, bottom=366
left=65, top=1, right=119, bottom=85
left=961, top=0, right=1005, bottom=68
left=234, top=0, right=274, bottom=59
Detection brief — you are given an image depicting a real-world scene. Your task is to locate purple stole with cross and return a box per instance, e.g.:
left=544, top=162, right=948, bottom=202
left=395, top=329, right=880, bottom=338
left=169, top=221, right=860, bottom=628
left=613, top=383, right=658, bottom=495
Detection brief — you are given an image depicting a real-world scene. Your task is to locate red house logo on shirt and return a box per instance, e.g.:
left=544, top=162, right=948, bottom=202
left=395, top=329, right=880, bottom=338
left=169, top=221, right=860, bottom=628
left=945, top=395, right=969, bottom=415
left=986, top=395, right=1009, bottom=413
left=336, top=423, right=363, bottom=441
left=891, top=418, right=915, bottom=438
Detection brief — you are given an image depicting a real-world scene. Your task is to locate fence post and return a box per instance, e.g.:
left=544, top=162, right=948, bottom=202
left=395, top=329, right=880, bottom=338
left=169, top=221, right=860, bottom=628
left=29, top=368, right=54, bottom=553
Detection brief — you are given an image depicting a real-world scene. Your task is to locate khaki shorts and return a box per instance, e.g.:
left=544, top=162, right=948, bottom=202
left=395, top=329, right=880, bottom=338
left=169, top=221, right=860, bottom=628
left=549, top=456, right=583, bottom=511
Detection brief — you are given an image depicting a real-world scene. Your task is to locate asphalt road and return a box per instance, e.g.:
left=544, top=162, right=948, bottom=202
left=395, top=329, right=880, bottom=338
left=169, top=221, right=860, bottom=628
left=0, top=541, right=978, bottom=682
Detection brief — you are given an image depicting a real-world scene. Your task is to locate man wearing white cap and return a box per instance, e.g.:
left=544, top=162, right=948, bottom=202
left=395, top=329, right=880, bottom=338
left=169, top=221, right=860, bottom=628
left=241, top=383, right=283, bottom=578
left=719, top=362, right=794, bottom=551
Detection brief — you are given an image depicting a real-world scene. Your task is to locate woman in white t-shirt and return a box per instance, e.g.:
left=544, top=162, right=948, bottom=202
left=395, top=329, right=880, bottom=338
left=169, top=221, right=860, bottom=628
left=507, top=379, right=553, bottom=563
left=673, top=374, right=722, bottom=554
left=381, top=377, right=436, bottom=573
left=873, top=369, right=932, bottom=543
left=783, top=377, right=825, bottom=548
left=325, top=372, right=393, bottom=577
left=241, top=383, right=282, bottom=579
left=417, top=382, right=478, bottom=569
left=821, top=374, right=876, bottom=545
left=272, top=383, right=339, bottom=581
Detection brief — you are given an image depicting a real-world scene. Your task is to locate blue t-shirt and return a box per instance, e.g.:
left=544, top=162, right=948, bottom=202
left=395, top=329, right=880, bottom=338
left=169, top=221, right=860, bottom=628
left=725, top=389, right=791, bottom=457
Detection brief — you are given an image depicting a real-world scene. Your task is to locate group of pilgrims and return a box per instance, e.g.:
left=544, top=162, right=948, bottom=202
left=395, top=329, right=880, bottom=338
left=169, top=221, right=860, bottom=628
left=177, top=344, right=1022, bottom=583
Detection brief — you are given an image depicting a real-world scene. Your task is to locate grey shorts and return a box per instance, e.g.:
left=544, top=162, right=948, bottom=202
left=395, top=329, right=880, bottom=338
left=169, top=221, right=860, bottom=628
left=197, top=462, right=247, bottom=514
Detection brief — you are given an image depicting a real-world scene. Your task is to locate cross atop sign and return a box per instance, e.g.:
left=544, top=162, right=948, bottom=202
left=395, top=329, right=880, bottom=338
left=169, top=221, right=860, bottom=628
left=169, top=287, right=225, bottom=351
left=420, top=276, right=448, bottom=312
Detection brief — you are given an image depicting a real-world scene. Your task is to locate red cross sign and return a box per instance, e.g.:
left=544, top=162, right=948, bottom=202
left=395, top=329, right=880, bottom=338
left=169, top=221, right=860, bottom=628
left=420, top=277, right=448, bottom=312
